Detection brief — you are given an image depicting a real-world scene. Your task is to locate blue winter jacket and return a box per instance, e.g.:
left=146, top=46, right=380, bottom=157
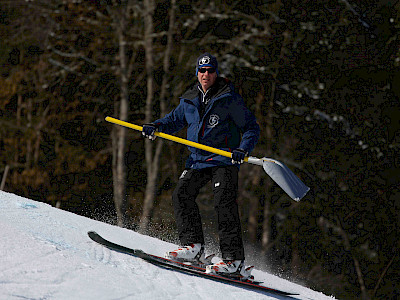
left=154, top=77, right=260, bottom=169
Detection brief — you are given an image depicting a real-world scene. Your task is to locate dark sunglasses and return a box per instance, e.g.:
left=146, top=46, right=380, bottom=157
left=198, top=67, right=216, bottom=74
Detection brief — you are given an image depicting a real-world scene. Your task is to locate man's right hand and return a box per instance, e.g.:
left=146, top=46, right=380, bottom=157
left=142, top=123, right=157, bottom=140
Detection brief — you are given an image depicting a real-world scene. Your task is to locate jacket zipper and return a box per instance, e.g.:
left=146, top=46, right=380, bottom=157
left=201, top=121, right=206, bottom=137
left=185, top=93, right=230, bottom=140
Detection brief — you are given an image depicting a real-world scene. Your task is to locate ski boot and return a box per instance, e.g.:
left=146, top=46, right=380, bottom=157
left=206, top=259, right=255, bottom=281
left=165, top=244, right=214, bottom=267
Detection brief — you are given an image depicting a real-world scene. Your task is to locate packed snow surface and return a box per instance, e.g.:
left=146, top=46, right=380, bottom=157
left=0, top=191, right=336, bottom=299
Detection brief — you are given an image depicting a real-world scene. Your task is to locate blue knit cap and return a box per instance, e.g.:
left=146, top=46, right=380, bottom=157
left=196, top=53, right=219, bottom=75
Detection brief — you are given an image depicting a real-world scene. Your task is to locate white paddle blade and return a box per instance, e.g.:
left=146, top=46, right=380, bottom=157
left=261, top=158, right=310, bottom=201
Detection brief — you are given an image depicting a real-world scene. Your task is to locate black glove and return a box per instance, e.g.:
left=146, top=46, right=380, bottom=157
left=231, top=148, right=247, bottom=164
left=142, top=123, right=158, bottom=140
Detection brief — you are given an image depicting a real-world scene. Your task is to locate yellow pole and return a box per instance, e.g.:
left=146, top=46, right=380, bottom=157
left=105, top=116, right=248, bottom=161
left=106, top=116, right=310, bottom=201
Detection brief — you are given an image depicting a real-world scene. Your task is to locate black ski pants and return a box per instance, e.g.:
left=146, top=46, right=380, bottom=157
left=172, top=165, right=244, bottom=260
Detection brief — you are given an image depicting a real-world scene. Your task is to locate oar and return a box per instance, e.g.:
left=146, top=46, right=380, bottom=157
left=106, top=116, right=310, bottom=201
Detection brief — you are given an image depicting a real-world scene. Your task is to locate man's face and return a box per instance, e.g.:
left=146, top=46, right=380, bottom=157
left=197, top=67, right=217, bottom=92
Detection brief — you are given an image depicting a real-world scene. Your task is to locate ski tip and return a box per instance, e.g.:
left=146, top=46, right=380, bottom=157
left=88, top=231, right=100, bottom=241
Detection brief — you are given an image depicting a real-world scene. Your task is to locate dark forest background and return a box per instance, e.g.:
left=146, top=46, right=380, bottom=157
left=1, top=1, right=399, bottom=299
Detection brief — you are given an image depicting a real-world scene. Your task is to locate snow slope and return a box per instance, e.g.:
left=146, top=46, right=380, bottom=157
left=0, top=191, right=336, bottom=300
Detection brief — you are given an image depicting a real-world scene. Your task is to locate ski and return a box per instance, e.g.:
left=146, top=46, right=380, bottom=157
left=88, top=231, right=298, bottom=297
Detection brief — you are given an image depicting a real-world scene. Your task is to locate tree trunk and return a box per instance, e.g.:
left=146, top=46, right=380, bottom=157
left=248, top=88, right=264, bottom=243
left=336, top=216, right=370, bottom=300
left=139, top=0, right=156, bottom=231
left=247, top=168, right=262, bottom=243
left=262, top=80, right=276, bottom=255
left=261, top=31, right=290, bottom=258
left=140, top=0, right=175, bottom=231
left=0, top=165, right=10, bottom=191
left=112, top=17, right=129, bottom=228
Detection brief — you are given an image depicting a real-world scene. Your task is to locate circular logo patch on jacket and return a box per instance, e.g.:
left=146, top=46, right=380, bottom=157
left=208, top=114, right=220, bottom=128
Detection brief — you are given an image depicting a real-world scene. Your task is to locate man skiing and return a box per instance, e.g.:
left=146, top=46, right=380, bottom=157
left=142, top=53, right=260, bottom=277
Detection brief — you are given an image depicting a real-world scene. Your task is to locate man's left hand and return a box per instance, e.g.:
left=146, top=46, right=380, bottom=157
left=232, top=148, right=247, bottom=164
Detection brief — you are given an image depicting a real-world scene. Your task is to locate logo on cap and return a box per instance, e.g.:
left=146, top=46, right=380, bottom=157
left=199, top=56, right=211, bottom=65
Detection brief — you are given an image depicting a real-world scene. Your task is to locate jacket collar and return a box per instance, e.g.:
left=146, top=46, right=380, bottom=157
left=180, top=77, right=232, bottom=104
